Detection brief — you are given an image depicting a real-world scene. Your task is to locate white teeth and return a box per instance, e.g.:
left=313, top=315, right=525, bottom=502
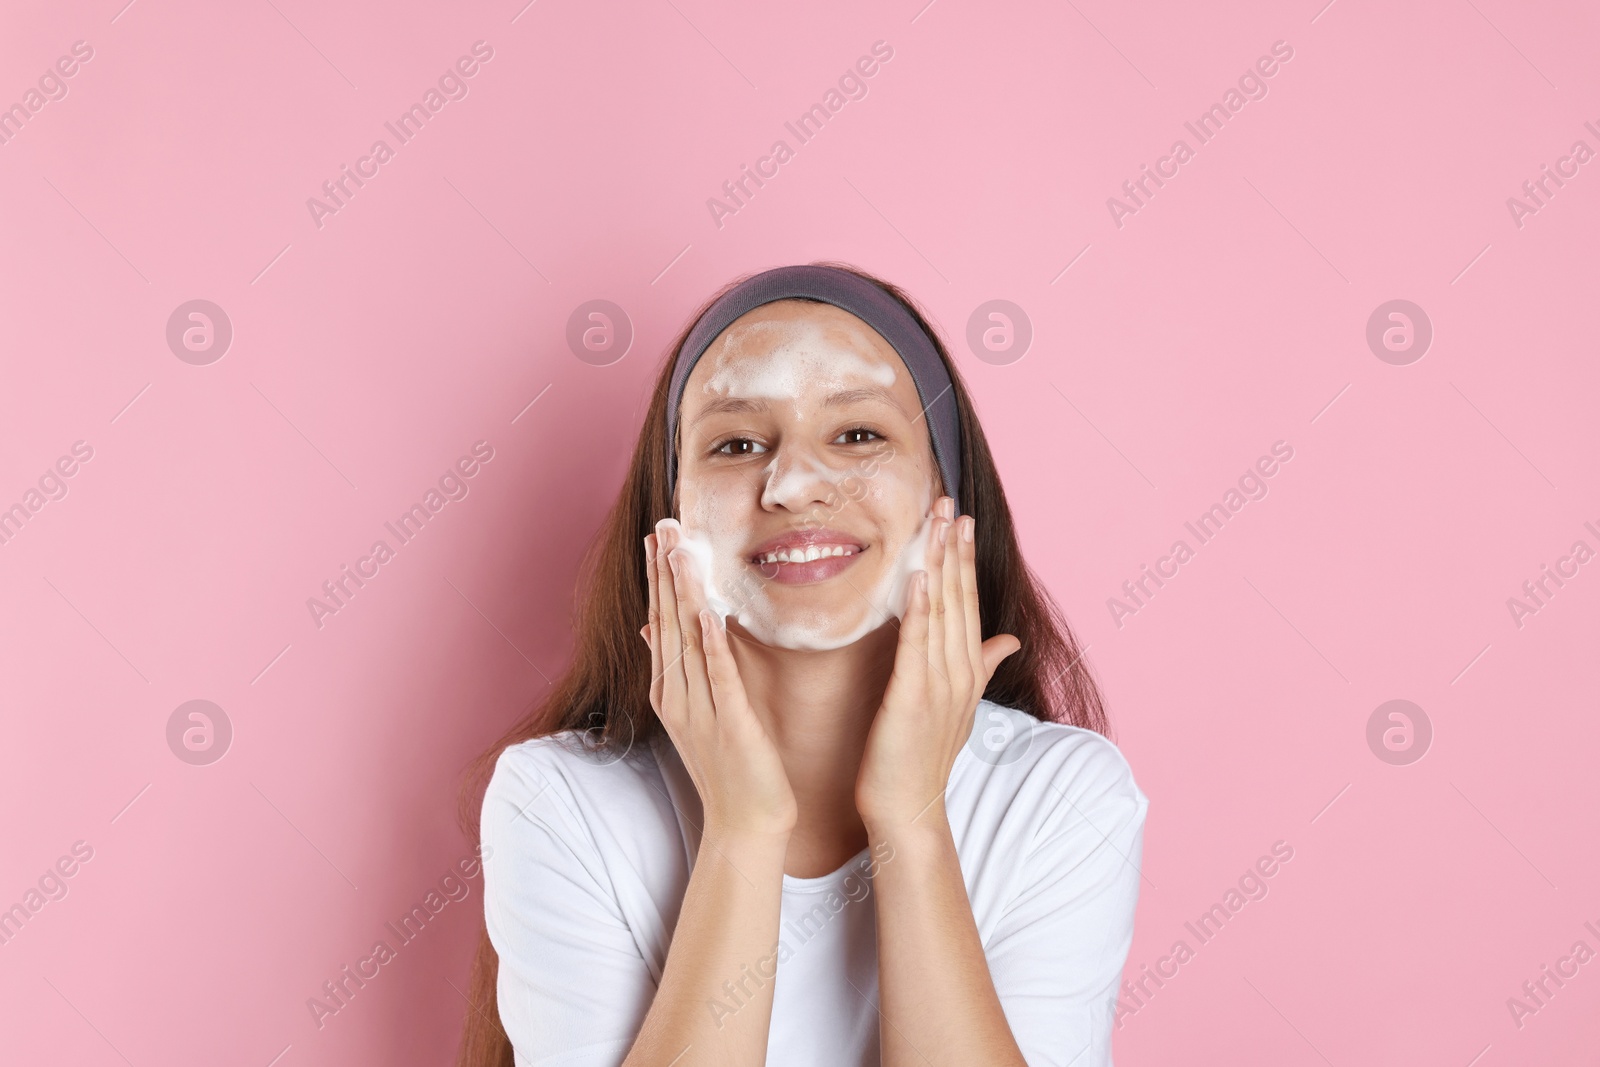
left=756, top=544, right=858, bottom=565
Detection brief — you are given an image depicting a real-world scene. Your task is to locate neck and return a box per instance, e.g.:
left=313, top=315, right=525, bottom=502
left=726, top=620, right=898, bottom=878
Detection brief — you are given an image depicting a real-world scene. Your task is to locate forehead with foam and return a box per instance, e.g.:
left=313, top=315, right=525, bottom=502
left=686, top=301, right=906, bottom=413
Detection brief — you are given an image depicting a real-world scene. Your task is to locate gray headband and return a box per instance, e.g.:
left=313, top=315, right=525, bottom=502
left=665, top=264, right=962, bottom=513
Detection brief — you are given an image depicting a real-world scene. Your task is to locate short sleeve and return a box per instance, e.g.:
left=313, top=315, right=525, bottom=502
left=983, top=734, right=1149, bottom=1067
left=481, top=745, right=658, bottom=1066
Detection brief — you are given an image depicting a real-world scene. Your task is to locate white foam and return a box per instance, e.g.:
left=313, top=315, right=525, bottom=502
left=705, top=317, right=897, bottom=405
left=663, top=524, right=733, bottom=620
left=664, top=484, right=936, bottom=652
left=667, top=310, right=941, bottom=651
left=883, top=494, right=938, bottom=621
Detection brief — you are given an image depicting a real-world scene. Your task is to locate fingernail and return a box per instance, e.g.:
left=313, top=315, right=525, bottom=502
left=962, top=516, right=974, bottom=543
left=668, top=552, right=680, bottom=577
left=938, top=520, right=949, bottom=545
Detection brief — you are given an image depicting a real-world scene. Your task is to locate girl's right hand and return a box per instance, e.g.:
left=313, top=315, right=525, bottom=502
left=642, top=519, right=797, bottom=840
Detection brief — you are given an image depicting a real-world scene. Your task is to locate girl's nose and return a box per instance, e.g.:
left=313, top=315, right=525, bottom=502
left=759, top=444, right=838, bottom=512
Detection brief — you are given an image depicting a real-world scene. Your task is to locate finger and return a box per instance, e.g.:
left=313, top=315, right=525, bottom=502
left=654, top=522, right=689, bottom=721
left=891, top=570, right=932, bottom=693
left=980, top=633, right=1023, bottom=681
left=926, top=516, right=948, bottom=690
left=668, top=546, right=717, bottom=722
left=959, top=514, right=984, bottom=683
left=700, top=609, right=755, bottom=729
left=644, top=534, right=667, bottom=722
left=941, top=512, right=967, bottom=680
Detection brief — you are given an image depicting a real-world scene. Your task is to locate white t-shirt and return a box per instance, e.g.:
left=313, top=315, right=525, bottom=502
left=481, top=698, right=1148, bottom=1067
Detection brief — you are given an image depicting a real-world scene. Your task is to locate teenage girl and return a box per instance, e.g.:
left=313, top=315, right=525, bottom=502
left=457, top=262, right=1147, bottom=1066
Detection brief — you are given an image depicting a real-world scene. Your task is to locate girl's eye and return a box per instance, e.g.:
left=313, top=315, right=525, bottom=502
left=835, top=426, right=884, bottom=445
left=711, top=427, right=883, bottom=456
left=713, top=437, right=768, bottom=456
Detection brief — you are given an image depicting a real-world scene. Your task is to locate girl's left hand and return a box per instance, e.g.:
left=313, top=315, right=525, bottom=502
left=855, top=495, right=1022, bottom=832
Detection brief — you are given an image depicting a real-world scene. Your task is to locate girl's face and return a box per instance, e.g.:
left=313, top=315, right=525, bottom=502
left=672, top=300, right=943, bottom=651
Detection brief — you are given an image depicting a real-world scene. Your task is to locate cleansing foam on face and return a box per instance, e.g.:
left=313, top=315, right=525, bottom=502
left=668, top=306, right=946, bottom=651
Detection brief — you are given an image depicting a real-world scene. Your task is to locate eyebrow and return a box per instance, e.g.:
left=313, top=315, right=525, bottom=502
left=828, top=386, right=905, bottom=414
left=681, top=395, right=768, bottom=428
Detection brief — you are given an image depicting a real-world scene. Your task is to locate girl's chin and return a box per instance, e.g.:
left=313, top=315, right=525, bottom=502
left=724, top=604, right=900, bottom=649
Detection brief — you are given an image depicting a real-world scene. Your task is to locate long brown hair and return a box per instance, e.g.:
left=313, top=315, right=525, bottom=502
left=452, top=261, right=1109, bottom=1066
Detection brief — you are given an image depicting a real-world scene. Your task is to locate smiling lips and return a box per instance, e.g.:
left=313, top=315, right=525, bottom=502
left=747, top=529, right=867, bottom=585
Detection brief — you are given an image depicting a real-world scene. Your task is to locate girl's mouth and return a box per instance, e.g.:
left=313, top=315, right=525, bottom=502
left=745, top=531, right=870, bottom=585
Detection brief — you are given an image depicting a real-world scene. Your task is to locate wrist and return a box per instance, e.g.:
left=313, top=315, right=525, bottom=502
left=863, top=799, right=951, bottom=844
left=700, top=820, right=792, bottom=857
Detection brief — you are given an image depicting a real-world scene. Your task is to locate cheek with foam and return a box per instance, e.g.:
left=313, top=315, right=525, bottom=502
left=885, top=510, right=936, bottom=619
left=669, top=505, right=782, bottom=638
left=661, top=522, right=729, bottom=620
left=665, top=515, right=858, bottom=651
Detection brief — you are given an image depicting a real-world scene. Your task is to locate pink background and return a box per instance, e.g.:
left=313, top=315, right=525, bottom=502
left=2, top=0, right=1598, bottom=1063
